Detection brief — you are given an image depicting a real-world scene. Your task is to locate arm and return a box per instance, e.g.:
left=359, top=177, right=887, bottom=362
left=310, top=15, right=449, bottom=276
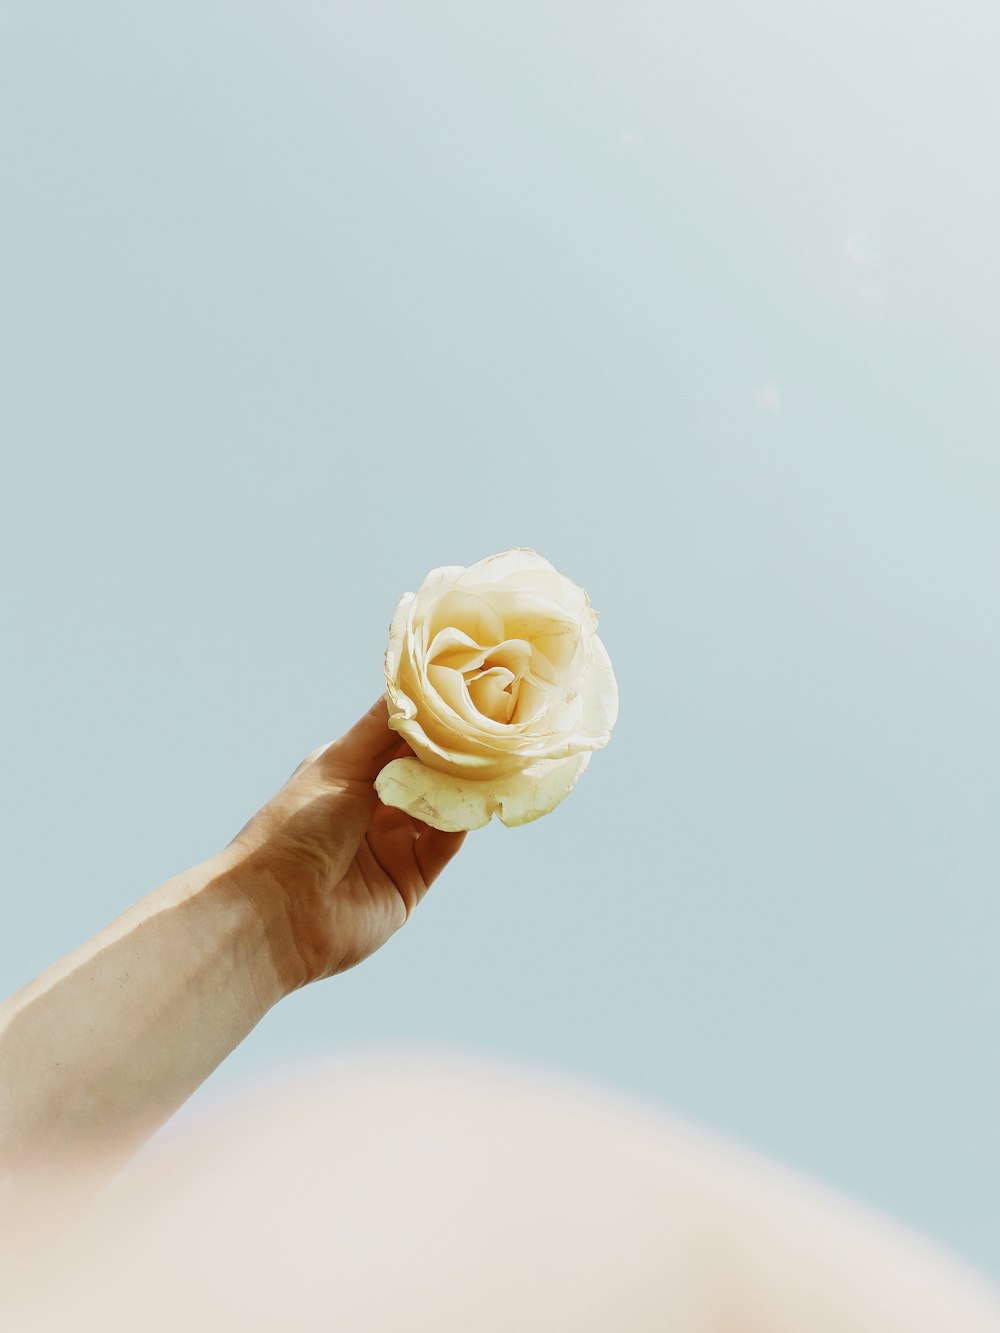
left=0, top=698, right=465, bottom=1194
left=0, top=852, right=281, bottom=1188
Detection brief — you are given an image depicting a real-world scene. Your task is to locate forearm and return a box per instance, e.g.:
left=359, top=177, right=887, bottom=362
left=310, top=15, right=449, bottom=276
left=0, top=847, right=291, bottom=1190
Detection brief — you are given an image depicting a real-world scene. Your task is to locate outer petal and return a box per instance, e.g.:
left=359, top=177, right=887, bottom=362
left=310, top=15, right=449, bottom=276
left=411, top=564, right=467, bottom=607
left=492, top=751, right=592, bottom=827
left=384, top=592, right=419, bottom=720
left=579, top=634, right=619, bottom=742
left=389, top=708, right=520, bottom=779
left=454, top=548, right=558, bottom=586
left=457, top=551, right=599, bottom=640
left=374, top=751, right=591, bottom=832
left=518, top=635, right=618, bottom=758
left=374, top=757, right=498, bottom=832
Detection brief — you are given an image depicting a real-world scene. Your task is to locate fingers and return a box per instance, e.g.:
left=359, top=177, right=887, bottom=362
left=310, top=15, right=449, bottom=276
left=313, top=696, right=401, bottom=784
left=366, top=802, right=467, bottom=907
left=414, top=825, right=467, bottom=890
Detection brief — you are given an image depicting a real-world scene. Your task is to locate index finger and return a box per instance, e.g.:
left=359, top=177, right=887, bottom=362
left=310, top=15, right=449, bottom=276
left=314, top=695, right=401, bottom=784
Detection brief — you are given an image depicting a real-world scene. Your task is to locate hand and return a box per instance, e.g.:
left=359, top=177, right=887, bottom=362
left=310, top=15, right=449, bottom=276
left=223, top=697, right=466, bottom=993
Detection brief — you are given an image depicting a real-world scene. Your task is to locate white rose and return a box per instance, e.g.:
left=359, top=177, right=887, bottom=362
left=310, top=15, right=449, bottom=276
left=374, top=548, right=619, bottom=832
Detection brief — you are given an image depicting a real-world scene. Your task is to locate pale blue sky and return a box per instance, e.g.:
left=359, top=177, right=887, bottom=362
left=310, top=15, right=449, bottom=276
left=2, top=1, right=999, bottom=1275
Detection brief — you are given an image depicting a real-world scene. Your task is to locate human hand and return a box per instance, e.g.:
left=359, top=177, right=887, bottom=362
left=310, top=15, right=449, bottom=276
left=222, top=697, right=466, bottom=993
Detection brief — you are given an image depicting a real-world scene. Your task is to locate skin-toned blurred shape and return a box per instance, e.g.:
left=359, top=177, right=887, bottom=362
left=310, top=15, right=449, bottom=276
left=376, top=548, right=619, bottom=831
left=2, top=1054, right=999, bottom=1332
left=0, top=695, right=997, bottom=1331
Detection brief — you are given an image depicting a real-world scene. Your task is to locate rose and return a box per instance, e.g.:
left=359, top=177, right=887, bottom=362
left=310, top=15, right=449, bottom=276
left=374, top=548, right=618, bottom=832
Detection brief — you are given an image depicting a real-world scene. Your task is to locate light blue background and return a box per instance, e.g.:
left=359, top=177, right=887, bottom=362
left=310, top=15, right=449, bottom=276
left=3, top=1, right=998, bottom=1276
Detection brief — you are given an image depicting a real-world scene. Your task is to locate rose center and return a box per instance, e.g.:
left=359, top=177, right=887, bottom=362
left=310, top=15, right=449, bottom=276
left=465, top=663, right=519, bottom=723
left=459, top=638, right=535, bottom=723
left=426, top=630, right=542, bottom=725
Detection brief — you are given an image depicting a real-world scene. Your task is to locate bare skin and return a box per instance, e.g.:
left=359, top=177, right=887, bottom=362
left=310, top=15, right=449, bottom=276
left=4, top=1058, right=1000, bottom=1332
left=1, top=700, right=998, bottom=1329
left=222, top=697, right=466, bottom=987
left=0, top=697, right=465, bottom=1198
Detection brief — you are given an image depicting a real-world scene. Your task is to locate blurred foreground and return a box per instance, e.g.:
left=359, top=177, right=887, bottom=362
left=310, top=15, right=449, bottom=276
left=3, top=1054, right=999, bottom=1332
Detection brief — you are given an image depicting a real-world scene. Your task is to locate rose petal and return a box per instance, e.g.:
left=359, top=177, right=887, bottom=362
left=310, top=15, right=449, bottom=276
left=391, top=652, right=533, bottom=775
left=579, top=634, right=619, bottom=740
left=374, top=757, right=498, bottom=831
left=385, top=592, right=419, bottom=722
left=412, top=564, right=468, bottom=604
left=480, top=591, right=585, bottom=675
left=491, top=751, right=592, bottom=826
left=466, top=666, right=517, bottom=722
left=406, top=566, right=467, bottom=652
left=389, top=703, right=520, bottom=777
left=374, top=751, right=592, bottom=832
left=458, top=552, right=597, bottom=635
left=453, top=548, right=559, bottom=587
left=480, top=637, right=533, bottom=678
left=425, top=591, right=505, bottom=650
left=426, top=626, right=489, bottom=673
left=400, top=638, right=559, bottom=755
left=426, top=663, right=483, bottom=727
left=510, top=676, right=549, bottom=725
left=456, top=549, right=599, bottom=636
left=417, top=655, right=524, bottom=744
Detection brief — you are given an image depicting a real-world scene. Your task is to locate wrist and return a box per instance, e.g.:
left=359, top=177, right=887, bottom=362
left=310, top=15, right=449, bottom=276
left=206, top=845, right=314, bottom=1000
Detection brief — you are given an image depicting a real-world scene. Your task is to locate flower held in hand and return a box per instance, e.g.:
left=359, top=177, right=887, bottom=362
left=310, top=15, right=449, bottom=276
left=374, top=549, right=618, bottom=832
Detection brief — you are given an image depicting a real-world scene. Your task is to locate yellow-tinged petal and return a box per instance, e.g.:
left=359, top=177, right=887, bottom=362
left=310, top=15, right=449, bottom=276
left=454, top=548, right=559, bottom=586
left=579, top=635, right=619, bottom=741
left=425, top=591, right=505, bottom=650
left=374, top=751, right=592, bottom=832
left=491, top=752, right=592, bottom=827
left=374, top=757, right=498, bottom=832
left=379, top=549, right=618, bottom=831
